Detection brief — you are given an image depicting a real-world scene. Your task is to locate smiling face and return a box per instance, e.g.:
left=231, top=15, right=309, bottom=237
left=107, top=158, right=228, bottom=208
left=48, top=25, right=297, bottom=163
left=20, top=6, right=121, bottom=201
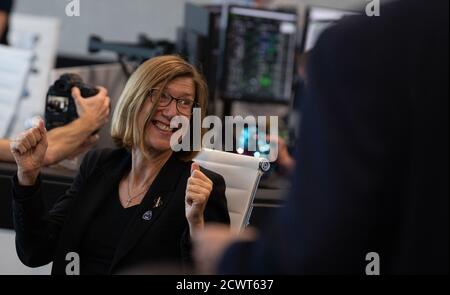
left=138, top=76, right=195, bottom=153
left=111, top=55, right=209, bottom=161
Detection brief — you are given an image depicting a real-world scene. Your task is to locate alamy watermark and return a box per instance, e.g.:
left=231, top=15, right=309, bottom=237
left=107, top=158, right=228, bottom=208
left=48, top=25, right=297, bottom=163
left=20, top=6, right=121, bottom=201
left=65, top=0, right=80, bottom=17
left=65, top=251, right=80, bottom=275
left=365, top=252, right=380, bottom=275
left=64, top=1, right=379, bottom=18
left=169, top=109, right=279, bottom=161
left=365, top=0, right=381, bottom=17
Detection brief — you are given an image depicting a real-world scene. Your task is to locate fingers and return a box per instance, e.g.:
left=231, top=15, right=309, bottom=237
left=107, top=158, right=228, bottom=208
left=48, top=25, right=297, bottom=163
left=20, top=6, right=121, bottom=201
left=10, top=138, right=27, bottom=155
left=186, top=184, right=211, bottom=197
left=186, top=166, right=213, bottom=210
left=95, top=87, right=110, bottom=112
left=185, top=191, right=209, bottom=208
left=24, top=128, right=42, bottom=150
left=104, top=95, right=110, bottom=109
left=102, top=95, right=111, bottom=122
left=90, top=87, right=110, bottom=122
left=72, top=86, right=109, bottom=105
left=71, top=87, right=82, bottom=103
left=190, top=164, right=213, bottom=184
left=71, top=87, right=84, bottom=117
left=37, top=118, right=48, bottom=147
left=26, top=129, right=39, bottom=147
left=191, top=162, right=200, bottom=174
left=38, top=118, right=45, bottom=133
left=187, top=176, right=212, bottom=192
left=187, top=175, right=213, bottom=198
left=93, top=95, right=110, bottom=124
left=187, top=164, right=213, bottom=200
left=72, top=86, right=108, bottom=99
left=95, top=86, right=108, bottom=97
left=10, top=126, right=44, bottom=155
left=72, top=85, right=110, bottom=129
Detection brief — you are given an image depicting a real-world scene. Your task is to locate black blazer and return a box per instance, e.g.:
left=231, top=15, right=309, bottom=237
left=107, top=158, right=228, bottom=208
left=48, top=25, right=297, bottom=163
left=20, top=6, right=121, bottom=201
left=219, top=0, right=448, bottom=274
left=12, top=148, right=230, bottom=274
left=0, top=0, right=13, bottom=45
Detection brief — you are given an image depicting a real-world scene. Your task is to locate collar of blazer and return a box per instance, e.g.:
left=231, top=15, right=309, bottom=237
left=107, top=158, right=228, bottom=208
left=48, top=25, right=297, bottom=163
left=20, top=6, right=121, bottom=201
left=51, top=148, right=192, bottom=274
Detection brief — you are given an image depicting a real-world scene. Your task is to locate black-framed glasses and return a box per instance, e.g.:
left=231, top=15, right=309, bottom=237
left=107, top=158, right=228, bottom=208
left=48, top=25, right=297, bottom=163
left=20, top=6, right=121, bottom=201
left=149, top=89, right=198, bottom=115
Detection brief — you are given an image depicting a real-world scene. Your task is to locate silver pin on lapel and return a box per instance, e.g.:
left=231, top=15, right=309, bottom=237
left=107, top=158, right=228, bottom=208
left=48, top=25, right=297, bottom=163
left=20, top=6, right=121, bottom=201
left=142, top=210, right=153, bottom=221
left=153, top=196, right=163, bottom=208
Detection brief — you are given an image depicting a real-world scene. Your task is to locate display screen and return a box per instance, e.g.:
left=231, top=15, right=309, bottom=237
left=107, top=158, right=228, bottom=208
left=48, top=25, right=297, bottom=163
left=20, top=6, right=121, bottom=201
left=221, top=7, right=297, bottom=102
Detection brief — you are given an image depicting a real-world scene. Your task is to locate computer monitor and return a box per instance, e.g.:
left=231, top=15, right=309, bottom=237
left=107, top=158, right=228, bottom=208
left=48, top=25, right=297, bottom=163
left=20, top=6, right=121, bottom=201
left=220, top=6, right=298, bottom=103
left=181, top=3, right=222, bottom=109
left=301, top=6, right=358, bottom=52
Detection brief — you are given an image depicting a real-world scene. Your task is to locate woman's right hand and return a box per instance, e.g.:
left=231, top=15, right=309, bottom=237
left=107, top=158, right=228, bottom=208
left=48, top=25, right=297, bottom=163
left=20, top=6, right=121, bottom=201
left=10, top=119, right=48, bottom=185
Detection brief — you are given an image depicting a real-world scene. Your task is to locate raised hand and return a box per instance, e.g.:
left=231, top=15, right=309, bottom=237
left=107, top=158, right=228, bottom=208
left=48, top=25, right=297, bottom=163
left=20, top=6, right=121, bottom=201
left=185, top=162, right=213, bottom=237
left=72, top=86, right=110, bottom=131
left=10, top=119, right=48, bottom=185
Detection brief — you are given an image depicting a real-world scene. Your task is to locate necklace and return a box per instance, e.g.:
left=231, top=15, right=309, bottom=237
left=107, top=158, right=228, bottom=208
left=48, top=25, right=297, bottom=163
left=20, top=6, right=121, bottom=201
left=125, top=175, right=150, bottom=208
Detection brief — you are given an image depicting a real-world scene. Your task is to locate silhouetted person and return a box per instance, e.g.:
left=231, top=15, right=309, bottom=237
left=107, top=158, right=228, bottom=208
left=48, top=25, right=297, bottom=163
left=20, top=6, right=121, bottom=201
left=195, top=0, right=449, bottom=274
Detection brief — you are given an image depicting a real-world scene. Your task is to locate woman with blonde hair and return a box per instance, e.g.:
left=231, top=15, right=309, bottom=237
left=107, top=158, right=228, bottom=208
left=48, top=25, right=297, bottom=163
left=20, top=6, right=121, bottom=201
left=10, top=55, right=230, bottom=275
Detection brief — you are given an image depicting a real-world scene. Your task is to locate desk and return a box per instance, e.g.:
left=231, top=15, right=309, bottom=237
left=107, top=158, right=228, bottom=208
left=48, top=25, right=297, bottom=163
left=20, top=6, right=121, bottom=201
left=0, top=162, right=76, bottom=180
left=0, top=161, right=286, bottom=229
left=255, top=188, right=287, bottom=205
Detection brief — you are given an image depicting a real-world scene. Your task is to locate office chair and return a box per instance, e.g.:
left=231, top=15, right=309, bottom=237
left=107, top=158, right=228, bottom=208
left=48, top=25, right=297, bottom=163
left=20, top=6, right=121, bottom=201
left=194, top=148, right=270, bottom=230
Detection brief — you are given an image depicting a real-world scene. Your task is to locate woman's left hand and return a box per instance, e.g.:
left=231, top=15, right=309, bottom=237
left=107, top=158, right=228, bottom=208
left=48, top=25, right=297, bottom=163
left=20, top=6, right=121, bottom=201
left=185, top=162, right=213, bottom=237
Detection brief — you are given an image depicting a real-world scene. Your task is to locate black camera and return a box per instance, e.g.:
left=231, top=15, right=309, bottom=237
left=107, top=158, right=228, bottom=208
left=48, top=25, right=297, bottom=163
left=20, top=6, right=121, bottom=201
left=45, top=73, right=99, bottom=130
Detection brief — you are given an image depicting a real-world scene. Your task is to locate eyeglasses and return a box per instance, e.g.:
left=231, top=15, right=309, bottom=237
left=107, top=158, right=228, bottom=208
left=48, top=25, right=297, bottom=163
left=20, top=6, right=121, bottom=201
left=149, top=89, right=198, bottom=115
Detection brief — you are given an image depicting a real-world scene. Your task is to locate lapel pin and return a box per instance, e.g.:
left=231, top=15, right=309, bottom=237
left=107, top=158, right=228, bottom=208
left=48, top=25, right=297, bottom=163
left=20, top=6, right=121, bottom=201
left=142, top=210, right=153, bottom=221
left=153, top=196, right=163, bottom=208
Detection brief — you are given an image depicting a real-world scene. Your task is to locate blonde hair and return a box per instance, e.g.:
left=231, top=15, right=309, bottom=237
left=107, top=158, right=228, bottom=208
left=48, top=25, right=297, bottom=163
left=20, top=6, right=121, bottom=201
left=111, top=55, right=208, bottom=161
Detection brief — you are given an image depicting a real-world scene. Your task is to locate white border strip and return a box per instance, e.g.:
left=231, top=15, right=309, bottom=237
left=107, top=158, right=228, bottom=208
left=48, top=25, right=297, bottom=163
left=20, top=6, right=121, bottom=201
left=230, top=7, right=296, bottom=22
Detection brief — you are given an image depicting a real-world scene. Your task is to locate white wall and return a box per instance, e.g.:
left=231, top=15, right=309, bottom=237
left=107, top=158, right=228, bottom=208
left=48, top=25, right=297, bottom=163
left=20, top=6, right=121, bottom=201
left=12, top=0, right=373, bottom=58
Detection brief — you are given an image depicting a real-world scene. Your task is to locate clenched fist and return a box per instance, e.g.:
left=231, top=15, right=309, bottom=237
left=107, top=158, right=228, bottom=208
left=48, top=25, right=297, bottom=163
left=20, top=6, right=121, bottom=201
left=185, top=162, right=213, bottom=238
left=10, top=119, right=48, bottom=185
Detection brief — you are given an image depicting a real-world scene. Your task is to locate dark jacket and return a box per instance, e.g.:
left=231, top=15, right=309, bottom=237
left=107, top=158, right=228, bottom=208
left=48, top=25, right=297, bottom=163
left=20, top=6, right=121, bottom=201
left=12, top=148, right=230, bottom=274
left=219, top=0, right=449, bottom=274
left=0, top=0, right=13, bottom=45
